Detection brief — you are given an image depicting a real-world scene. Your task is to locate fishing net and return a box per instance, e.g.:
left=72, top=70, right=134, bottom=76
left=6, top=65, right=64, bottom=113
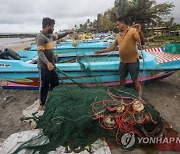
left=13, top=84, right=168, bottom=154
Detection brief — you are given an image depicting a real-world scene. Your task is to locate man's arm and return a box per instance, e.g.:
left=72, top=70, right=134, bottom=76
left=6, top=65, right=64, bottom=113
left=94, top=41, right=118, bottom=54
left=55, top=29, right=74, bottom=40
left=36, top=36, right=54, bottom=71
left=36, top=36, right=48, bottom=64
left=139, top=31, right=145, bottom=45
left=132, top=24, right=145, bottom=45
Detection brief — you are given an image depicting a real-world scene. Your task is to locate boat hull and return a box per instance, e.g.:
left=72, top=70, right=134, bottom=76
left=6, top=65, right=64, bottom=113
left=0, top=50, right=179, bottom=90
left=0, top=71, right=175, bottom=90
left=0, top=67, right=175, bottom=90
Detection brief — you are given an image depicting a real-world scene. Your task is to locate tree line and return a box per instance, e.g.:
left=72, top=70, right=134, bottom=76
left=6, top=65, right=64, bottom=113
left=77, top=0, right=178, bottom=36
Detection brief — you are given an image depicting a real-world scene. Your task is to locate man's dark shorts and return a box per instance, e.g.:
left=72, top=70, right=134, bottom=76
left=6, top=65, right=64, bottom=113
left=119, top=60, right=140, bottom=81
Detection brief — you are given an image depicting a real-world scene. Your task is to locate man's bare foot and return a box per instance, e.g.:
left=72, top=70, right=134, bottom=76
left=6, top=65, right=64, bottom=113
left=38, top=105, right=44, bottom=110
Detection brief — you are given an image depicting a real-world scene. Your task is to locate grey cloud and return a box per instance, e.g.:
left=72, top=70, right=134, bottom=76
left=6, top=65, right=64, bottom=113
left=0, top=0, right=179, bottom=33
left=0, top=0, right=115, bottom=32
left=0, top=0, right=114, bottom=24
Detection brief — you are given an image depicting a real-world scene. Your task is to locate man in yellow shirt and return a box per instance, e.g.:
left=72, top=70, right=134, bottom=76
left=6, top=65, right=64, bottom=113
left=95, top=16, right=145, bottom=94
left=81, top=32, right=88, bottom=40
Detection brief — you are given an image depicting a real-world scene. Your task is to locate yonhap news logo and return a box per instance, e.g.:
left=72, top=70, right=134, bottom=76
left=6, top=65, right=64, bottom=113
left=121, top=132, right=180, bottom=149
left=121, top=132, right=136, bottom=149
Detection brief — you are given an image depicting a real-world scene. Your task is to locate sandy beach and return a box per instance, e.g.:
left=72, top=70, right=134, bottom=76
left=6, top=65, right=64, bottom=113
left=0, top=41, right=180, bottom=153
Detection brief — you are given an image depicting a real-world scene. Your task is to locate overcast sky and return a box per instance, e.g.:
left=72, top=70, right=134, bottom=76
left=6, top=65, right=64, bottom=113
left=0, top=0, right=179, bottom=33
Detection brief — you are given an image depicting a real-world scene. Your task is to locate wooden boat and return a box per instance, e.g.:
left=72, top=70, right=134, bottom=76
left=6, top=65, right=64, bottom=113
left=0, top=48, right=180, bottom=90
left=29, top=41, right=108, bottom=54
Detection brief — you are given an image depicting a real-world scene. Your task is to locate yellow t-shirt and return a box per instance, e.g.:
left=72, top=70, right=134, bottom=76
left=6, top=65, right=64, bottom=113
left=81, top=33, right=88, bottom=40
left=115, top=27, right=140, bottom=63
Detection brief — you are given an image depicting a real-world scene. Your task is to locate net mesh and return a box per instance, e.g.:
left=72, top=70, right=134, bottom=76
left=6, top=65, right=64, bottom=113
left=13, top=84, right=166, bottom=154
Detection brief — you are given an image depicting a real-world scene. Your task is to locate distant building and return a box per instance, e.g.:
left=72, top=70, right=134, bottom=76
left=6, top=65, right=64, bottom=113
left=169, top=30, right=180, bottom=36
left=146, top=27, right=170, bottom=35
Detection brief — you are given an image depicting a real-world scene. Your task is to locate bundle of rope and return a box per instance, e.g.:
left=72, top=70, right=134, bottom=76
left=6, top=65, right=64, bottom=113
left=92, top=88, right=164, bottom=147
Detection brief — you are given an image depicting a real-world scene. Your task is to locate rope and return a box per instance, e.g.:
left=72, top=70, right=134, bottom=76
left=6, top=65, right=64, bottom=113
left=91, top=88, right=165, bottom=145
left=54, top=66, right=84, bottom=88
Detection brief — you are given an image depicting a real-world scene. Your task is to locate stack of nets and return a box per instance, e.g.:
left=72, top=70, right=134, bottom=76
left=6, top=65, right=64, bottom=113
left=13, top=85, right=166, bottom=154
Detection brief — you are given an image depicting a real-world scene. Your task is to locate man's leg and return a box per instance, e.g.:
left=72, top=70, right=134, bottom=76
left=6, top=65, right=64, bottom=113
left=133, top=79, right=141, bottom=92
left=120, top=78, right=126, bottom=86
left=50, top=70, right=59, bottom=90
left=39, top=68, right=50, bottom=110
left=119, top=62, right=128, bottom=86
left=128, top=60, right=141, bottom=93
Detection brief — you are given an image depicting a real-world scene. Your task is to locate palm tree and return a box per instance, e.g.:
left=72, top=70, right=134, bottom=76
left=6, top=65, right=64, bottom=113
left=115, top=0, right=174, bottom=26
left=169, top=17, right=174, bottom=26
left=114, top=0, right=131, bottom=18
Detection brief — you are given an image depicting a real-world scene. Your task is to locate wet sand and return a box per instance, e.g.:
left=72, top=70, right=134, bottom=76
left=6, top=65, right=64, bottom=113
left=4, top=39, right=35, bottom=51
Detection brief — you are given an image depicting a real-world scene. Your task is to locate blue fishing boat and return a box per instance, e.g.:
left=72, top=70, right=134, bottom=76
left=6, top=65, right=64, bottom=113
left=29, top=40, right=109, bottom=55
left=0, top=47, right=180, bottom=90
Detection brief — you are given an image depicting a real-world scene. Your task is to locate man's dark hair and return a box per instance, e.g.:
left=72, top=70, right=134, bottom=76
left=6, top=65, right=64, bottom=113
left=42, top=17, right=55, bottom=28
left=117, top=16, right=129, bottom=25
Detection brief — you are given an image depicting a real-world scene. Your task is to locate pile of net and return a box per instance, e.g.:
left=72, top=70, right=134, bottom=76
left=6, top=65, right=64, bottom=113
left=14, top=85, right=168, bottom=154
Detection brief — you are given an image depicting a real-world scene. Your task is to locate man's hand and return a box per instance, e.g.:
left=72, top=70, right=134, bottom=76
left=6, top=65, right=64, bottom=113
left=94, top=50, right=103, bottom=55
left=46, top=61, right=54, bottom=71
left=132, top=24, right=141, bottom=33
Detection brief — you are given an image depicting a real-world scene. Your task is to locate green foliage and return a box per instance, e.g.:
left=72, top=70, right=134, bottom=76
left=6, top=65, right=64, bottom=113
left=153, top=34, right=180, bottom=42
left=77, top=0, right=175, bottom=33
left=115, top=0, right=174, bottom=26
left=114, top=0, right=131, bottom=18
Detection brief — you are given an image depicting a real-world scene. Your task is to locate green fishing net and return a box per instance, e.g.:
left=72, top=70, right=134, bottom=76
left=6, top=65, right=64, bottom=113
left=13, top=85, right=165, bottom=154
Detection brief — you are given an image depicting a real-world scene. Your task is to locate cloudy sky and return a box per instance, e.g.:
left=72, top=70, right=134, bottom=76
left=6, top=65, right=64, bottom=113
left=0, top=0, right=179, bottom=33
